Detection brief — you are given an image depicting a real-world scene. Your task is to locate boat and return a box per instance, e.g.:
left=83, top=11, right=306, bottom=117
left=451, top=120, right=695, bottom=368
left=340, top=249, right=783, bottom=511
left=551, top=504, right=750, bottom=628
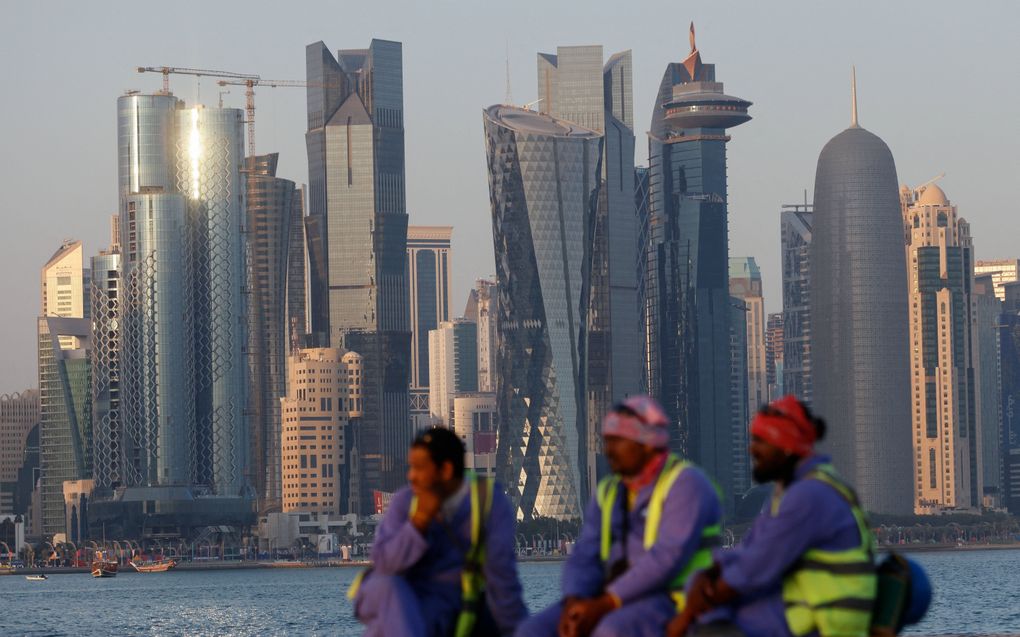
left=130, top=558, right=177, bottom=573
left=91, top=551, right=118, bottom=578
left=25, top=574, right=47, bottom=581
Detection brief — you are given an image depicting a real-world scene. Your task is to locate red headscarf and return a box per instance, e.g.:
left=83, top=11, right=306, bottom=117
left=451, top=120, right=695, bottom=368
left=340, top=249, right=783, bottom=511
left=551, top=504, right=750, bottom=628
left=750, top=395, right=816, bottom=457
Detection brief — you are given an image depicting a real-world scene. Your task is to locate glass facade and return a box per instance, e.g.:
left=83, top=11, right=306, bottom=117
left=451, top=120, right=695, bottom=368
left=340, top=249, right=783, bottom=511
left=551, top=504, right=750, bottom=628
left=90, top=252, right=121, bottom=491
left=484, top=104, right=601, bottom=520
left=810, top=125, right=912, bottom=514
left=306, top=40, right=411, bottom=508
left=781, top=205, right=813, bottom=405
left=407, top=227, right=452, bottom=431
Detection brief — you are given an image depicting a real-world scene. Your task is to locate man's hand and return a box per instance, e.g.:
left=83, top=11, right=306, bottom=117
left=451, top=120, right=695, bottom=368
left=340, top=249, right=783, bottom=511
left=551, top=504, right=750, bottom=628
left=409, top=487, right=442, bottom=533
left=557, top=597, right=580, bottom=637
left=558, top=593, right=619, bottom=637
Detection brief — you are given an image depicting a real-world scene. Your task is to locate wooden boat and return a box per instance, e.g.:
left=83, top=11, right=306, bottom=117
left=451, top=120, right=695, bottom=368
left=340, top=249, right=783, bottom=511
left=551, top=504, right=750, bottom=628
left=91, top=551, right=118, bottom=578
left=130, top=558, right=177, bottom=573
left=26, top=574, right=47, bottom=581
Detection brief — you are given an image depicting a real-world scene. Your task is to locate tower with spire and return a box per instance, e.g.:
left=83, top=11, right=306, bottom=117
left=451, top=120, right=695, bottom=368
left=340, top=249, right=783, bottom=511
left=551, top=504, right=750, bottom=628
left=640, top=23, right=752, bottom=507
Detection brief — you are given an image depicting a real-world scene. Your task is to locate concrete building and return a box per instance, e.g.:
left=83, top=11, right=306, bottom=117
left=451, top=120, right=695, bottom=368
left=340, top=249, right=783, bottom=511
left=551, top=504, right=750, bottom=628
left=781, top=204, right=813, bottom=405
left=62, top=478, right=93, bottom=544
left=280, top=348, right=363, bottom=515
left=973, top=275, right=1003, bottom=508
left=810, top=74, right=912, bottom=514
left=428, top=319, right=478, bottom=429
left=998, top=284, right=1020, bottom=514
left=407, top=226, right=453, bottom=432
left=452, top=393, right=499, bottom=478
left=89, top=220, right=121, bottom=494
left=730, top=258, right=768, bottom=414
left=642, top=24, right=751, bottom=505
left=483, top=104, right=601, bottom=520
left=463, top=278, right=498, bottom=393
left=41, top=240, right=89, bottom=350
left=306, top=40, right=411, bottom=506
left=728, top=297, right=751, bottom=498
left=975, top=259, right=1020, bottom=302
left=902, top=181, right=980, bottom=512
left=0, top=391, right=39, bottom=516
left=766, top=312, right=785, bottom=400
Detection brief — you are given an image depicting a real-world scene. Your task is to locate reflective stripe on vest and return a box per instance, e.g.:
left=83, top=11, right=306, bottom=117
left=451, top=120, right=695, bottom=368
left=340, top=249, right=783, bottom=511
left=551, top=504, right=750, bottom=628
left=596, top=453, right=720, bottom=611
left=345, top=472, right=496, bottom=637
left=779, top=464, right=877, bottom=637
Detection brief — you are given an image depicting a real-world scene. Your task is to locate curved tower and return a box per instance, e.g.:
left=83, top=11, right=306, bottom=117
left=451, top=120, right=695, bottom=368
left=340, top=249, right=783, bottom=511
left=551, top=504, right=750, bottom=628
left=483, top=104, right=602, bottom=520
left=810, top=71, right=912, bottom=514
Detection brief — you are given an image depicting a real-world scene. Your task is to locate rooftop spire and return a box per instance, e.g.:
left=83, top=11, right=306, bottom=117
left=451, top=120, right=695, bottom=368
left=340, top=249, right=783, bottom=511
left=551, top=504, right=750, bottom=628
left=689, top=21, right=697, bottom=54
left=682, top=21, right=703, bottom=80
left=851, top=65, right=859, bottom=128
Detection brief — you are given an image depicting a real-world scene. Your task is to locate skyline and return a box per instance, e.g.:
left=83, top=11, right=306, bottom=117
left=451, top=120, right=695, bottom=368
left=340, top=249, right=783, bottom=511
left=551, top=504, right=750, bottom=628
left=3, top=0, right=1019, bottom=392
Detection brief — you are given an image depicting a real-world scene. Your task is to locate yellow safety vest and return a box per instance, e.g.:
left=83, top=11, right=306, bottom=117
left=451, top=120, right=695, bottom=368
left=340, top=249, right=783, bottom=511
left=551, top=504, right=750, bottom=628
left=779, top=464, right=877, bottom=637
left=346, top=473, right=495, bottom=637
left=596, top=453, right=721, bottom=611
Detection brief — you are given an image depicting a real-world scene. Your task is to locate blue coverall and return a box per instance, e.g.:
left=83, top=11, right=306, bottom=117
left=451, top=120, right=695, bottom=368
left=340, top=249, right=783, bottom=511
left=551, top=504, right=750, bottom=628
left=706, top=455, right=866, bottom=637
left=354, top=483, right=528, bottom=637
left=516, top=462, right=721, bottom=637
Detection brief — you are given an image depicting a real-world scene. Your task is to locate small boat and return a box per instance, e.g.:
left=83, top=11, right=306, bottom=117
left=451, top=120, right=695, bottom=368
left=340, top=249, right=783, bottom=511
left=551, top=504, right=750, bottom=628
left=130, top=558, right=177, bottom=573
left=26, top=574, right=47, bottom=581
left=91, top=551, right=118, bottom=578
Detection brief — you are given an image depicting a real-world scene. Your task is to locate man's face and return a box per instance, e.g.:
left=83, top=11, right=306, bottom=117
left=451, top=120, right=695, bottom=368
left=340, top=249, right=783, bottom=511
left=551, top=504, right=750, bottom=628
left=604, top=435, right=656, bottom=477
left=750, top=434, right=796, bottom=483
left=407, top=446, right=453, bottom=493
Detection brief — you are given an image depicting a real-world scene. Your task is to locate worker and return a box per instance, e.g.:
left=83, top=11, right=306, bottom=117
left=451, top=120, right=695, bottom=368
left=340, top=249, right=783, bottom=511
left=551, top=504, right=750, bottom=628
left=516, top=395, right=723, bottom=637
left=351, top=427, right=527, bottom=637
left=667, top=395, right=877, bottom=637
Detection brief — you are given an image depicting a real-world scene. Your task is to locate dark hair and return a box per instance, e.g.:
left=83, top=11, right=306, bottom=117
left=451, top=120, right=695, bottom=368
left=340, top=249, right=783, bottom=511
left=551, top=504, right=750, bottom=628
left=411, top=427, right=465, bottom=478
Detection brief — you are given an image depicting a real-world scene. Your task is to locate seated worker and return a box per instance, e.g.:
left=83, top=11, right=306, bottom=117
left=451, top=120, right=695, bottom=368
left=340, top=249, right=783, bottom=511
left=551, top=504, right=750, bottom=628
left=516, top=396, right=722, bottom=637
left=352, top=427, right=527, bottom=637
left=667, top=395, right=876, bottom=637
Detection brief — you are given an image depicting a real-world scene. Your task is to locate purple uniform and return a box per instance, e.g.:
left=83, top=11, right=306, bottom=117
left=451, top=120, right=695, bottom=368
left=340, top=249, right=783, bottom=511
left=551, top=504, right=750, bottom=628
left=516, top=464, right=721, bottom=637
left=354, top=483, right=528, bottom=637
left=708, top=455, right=865, bottom=637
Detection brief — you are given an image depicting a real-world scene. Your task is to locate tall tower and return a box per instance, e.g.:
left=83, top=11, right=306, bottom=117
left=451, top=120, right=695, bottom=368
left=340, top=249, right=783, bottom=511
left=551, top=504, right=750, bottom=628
left=482, top=104, right=601, bottom=520
left=729, top=257, right=768, bottom=414
left=305, top=39, right=411, bottom=505
left=427, top=319, right=478, bottom=428
left=537, top=46, right=642, bottom=501
left=90, top=217, right=121, bottom=492
left=781, top=203, right=813, bottom=404
left=903, top=181, right=981, bottom=512
left=643, top=24, right=751, bottom=502
left=41, top=240, right=88, bottom=349
left=407, top=226, right=453, bottom=431
left=810, top=71, right=912, bottom=514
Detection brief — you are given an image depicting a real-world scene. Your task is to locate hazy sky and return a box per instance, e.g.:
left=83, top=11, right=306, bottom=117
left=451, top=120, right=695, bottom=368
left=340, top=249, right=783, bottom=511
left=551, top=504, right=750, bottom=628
left=2, top=0, right=1017, bottom=393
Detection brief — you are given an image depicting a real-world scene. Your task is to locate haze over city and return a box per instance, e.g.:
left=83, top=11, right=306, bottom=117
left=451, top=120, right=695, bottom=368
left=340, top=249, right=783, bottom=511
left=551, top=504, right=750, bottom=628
left=2, top=0, right=1017, bottom=392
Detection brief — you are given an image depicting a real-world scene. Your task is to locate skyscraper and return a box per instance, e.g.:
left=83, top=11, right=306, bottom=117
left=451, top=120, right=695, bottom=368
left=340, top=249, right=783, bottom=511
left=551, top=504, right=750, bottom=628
left=407, top=226, right=453, bottom=431
left=464, top=278, right=499, bottom=393
left=89, top=229, right=121, bottom=492
left=41, top=240, right=88, bottom=351
left=902, top=181, right=980, bottom=512
left=728, top=296, right=750, bottom=497
left=0, top=390, right=39, bottom=516
left=246, top=153, right=304, bottom=510
left=975, top=259, right=1020, bottom=302
left=810, top=72, right=912, bottom=514
left=643, top=24, right=751, bottom=502
left=483, top=104, right=602, bottom=520
left=973, top=274, right=1003, bottom=508
left=428, top=319, right=478, bottom=428
left=781, top=203, right=813, bottom=405
left=766, top=312, right=785, bottom=400
left=729, top=257, right=768, bottom=413
left=998, top=284, right=1020, bottom=514
left=305, top=40, right=411, bottom=505
left=538, top=46, right=642, bottom=500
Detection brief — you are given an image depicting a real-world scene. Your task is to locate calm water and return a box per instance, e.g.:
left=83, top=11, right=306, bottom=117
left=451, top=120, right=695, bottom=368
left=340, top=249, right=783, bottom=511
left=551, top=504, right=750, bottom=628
left=1, top=550, right=1017, bottom=636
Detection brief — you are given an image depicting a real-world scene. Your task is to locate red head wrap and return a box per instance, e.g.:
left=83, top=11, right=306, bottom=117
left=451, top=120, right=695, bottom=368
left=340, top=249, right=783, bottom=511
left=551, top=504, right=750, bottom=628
left=750, top=395, right=816, bottom=457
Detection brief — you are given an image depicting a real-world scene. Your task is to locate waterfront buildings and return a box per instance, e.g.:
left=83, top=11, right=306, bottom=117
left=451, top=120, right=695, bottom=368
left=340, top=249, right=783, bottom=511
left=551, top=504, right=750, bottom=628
left=810, top=75, right=912, bottom=514
left=902, top=182, right=979, bottom=512
left=537, top=49, right=642, bottom=487
left=0, top=391, right=39, bottom=516
left=246, top=153, right=304, bottom=511
left=41, top=240, right=89, bottom=351
left=453, top=393, right=499, bottom=478
left=305, top=40, right=411, bottom=505
left=428, top=319, right=478, bottom=428
left=975, top=259, right=1020, bottom=302
left=89, top=236, right=121, bottom=493
left=407, top=226, right=453, bottom=431
left=482, top=104, right=601, bottom=520
left=766, top=312, right=784, bottom=400
left=730, top=257, right=768, bottom=414
left=642, top=25, right=751, bottom=502
left=973, top=275, right=1003, bottom=508
left=728, top=297, right=750, bottom=497
left=280, top=348, right=363, bottom=515
left=781, top=204, right=813, bottom=405
left=463, top=278, right=498, bottom=393
left=1000, top=284, right=1020, bottom=515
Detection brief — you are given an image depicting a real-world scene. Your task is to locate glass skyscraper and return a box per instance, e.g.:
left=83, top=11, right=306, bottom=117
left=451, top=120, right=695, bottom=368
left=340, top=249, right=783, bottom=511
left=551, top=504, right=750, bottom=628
left=483, top=104, right=602, bottom=520
left=643, top=25, right=751, bottom=503
left=407, top=226, right=452, bottom=431
left=305, top=39, right=411, bottom=506
left=781, top=204, right=813, bottom=406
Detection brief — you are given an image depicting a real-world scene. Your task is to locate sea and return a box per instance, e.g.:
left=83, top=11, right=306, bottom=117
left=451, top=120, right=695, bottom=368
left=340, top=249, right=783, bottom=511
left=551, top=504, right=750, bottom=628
left=1, top=549, right=1017, bottom=636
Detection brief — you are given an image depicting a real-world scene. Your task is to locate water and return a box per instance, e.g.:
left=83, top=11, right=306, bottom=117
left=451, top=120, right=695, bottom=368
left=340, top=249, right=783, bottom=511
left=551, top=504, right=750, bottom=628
left=0, top=551, right=1016, bottom=636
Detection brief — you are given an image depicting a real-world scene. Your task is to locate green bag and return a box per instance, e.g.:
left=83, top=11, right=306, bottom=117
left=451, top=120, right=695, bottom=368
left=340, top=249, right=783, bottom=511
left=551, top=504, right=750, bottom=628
left=870, top=552, right=911, bottom=636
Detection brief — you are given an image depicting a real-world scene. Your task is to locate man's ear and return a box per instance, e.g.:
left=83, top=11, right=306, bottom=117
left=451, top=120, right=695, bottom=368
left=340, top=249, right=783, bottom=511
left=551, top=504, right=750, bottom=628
left=441, top=460, right=455, bottom=482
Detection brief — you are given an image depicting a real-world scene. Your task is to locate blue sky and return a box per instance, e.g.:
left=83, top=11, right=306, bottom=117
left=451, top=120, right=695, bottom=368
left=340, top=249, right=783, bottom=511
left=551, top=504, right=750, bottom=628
left=1, top=0, right=1017, bottom=391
